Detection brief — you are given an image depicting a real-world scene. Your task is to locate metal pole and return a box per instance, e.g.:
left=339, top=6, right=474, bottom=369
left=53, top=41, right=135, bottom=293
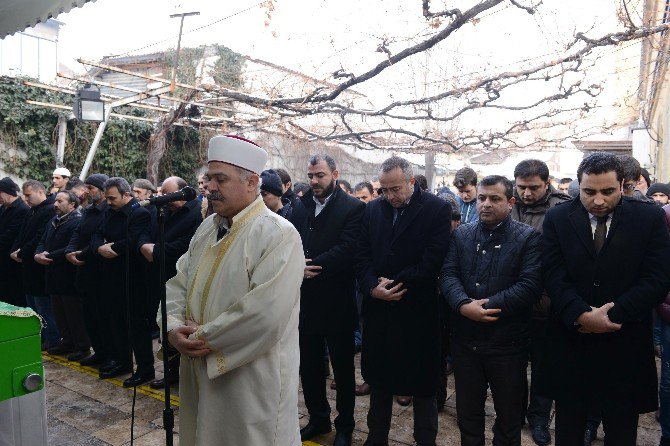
left=56, top=115, right=67, bottom=166
left=79, top=106, right=111, bottom=180
left=169, top=12, right=200, bottom=93
left=157, top=205, right=174, bottom=446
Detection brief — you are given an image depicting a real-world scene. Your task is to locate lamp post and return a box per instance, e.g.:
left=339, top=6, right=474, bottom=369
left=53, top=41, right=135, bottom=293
left=73, top=83, right=105, bottom=122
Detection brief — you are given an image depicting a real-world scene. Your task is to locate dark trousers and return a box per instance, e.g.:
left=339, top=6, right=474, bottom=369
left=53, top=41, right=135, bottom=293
left=100, top=283, right=154, bottom=372
left=80, top=288, right=109, bottom=361
left=51, top=294, right=90, bottom=351
left=524, top=319, right=553, bottom=427
left=300, top=331, right=355, bottom=433
left=453, top=342, right=528, bottom=446
left=555, top=400, right=638, bottom=446
left=365, top=386, right=438, bottom=446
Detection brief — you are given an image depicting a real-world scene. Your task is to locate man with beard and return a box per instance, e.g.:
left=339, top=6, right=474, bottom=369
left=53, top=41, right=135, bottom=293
left=538, top=152, right=670, bottom=445
left=511, top=159, right=570, bottom=446
left=66, top=178, right=90, bottom=209
left=35, top=191, right=90, bottom=360
left=0, top=177, right=29, bottom=307
left=291, top=155, right=365, bottom=446
left=163, top=135, right=304, bottom=445
left=138, top=176, right=203, bottom=389
left=356, top=156, right=452, bottom=446
left=11, top=180, right=58, bottom=349
left=92, top=177, right=154, bottom=387
left=65, top=174, right=110, bottom=366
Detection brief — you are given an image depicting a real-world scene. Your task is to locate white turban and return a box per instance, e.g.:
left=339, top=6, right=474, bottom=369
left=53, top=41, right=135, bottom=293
left=207, top=135, right=268, bottom=175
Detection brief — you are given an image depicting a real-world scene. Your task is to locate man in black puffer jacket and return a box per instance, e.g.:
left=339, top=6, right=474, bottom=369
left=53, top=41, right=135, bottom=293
left=440, top=175, right=542, bottom=446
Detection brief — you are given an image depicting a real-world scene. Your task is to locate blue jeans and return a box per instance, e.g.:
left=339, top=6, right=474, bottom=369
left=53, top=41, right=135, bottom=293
left=660, top=320, right=670, bottom=438
left=26, top=294, right=60, bottom=346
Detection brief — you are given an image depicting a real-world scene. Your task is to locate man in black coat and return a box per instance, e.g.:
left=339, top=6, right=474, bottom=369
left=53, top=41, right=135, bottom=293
left=35, top=190, right=90, bottom=360
left=539, top=152, right=670, bottom=445
left=65, top=173, right=110, bottom=367
left=441, top=175, right=542, bottom=446
left=10, top=180, right=58, bottom=349
left=355, top=156, right=451, bottom=446
left=91, top=177, right=153, bottom=387
left=138, top=176, right=202, bottom=389
left=0, top=177, right=30, bottom=307
left=290, top=155, right=365, bottom=446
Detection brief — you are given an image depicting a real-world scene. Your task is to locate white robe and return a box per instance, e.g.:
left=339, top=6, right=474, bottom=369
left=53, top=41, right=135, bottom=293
left=162, top=196, right=304, bottom=446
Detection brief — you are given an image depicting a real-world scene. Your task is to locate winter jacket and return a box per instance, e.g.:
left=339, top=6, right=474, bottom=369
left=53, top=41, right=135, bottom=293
left=657, top=204, right=670, bottom=324
left=11, top=195, right=56, bottom=296
left=440, top=216, right=542, bottom=353
left=510, top=185, right=571, bottom=319
left=457, top=196, right=478, bottom=224
left=65, top=200, right=108, bottom=293
left=36, top=209, right=82, bottom=295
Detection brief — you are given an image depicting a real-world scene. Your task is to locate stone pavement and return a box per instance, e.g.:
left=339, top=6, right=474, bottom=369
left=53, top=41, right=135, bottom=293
left=43, top=343, right=662, bottom=445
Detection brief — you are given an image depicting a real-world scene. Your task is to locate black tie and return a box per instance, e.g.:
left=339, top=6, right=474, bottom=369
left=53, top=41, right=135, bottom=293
left=593, top=215, right=608, bottom=254
left=217, top=225, right=228, bottom=241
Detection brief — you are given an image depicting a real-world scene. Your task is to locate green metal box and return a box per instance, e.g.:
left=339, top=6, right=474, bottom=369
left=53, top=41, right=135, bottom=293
left=0, top=302, right=44, bottom=402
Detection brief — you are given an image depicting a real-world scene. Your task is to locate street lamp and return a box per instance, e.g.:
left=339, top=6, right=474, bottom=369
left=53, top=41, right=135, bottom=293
left=73, top=83, right=105, bottom=122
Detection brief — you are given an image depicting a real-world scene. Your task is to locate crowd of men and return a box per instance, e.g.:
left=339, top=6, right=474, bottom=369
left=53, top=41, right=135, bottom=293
left=1, top=142, right=670, bottom=446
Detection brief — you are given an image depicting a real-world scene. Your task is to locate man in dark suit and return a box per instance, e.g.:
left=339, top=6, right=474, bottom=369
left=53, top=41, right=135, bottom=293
left=11, top=180, right=58, bottom=349
left=0, top=177, right=30, bottom=307
left=355, top=156, right=452, bottom=446
left=65, top=173, right=110, bottom=367
left=138, top=176, right=202, bottom=389
left=292, top=154, right=365, bottom=446
left=91, top=177, right=153, bottom=387
left=539, top=152, right=670, bottom=445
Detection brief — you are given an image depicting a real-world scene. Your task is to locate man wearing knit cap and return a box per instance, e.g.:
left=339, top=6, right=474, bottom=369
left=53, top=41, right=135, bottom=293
left=132, top=179, right=157, bottom=200
left=162, top=135, right=304, bottom=445
left=0, top=177, right=30, bottom=306
left=52, top=167, right=71, bottom=193
left=647, top=183, right=670, bottom=206
left=260, top=168, right=294, bottom=220
left=65, top=173, right=110, bottom=366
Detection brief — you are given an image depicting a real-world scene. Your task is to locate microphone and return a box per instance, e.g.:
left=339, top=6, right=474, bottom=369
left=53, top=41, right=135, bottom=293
left=134, top=186, right=197, bottom=208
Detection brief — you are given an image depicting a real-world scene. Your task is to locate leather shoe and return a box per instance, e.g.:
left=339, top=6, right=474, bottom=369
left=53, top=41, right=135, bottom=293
left=99, top=364, right=132, bottom=379
left=149, top=374, right=179, bottom=389
left=333, top=431, right=352, bottom=446
left=123, top=370, right=155, bottom=388
left=300, top=420, right=332, bottom=441
left=395, top=395, right=412, bottom=406
left=47, top=343, right=74, bottom=356
left=530, top=424, right=551, bottom=446
left=98, top=360, right=119, bottom=373
left=67, top=350, right=91, bottom=362
left=583, top=424, right=597, bottom=445
left=79, top=354, right=104, bottom=367
left=355, top=382, right=371, bottom=396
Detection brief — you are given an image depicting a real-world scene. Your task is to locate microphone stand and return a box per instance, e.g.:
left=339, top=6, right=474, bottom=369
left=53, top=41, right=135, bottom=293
left=156, top=204, right=175, bottom=446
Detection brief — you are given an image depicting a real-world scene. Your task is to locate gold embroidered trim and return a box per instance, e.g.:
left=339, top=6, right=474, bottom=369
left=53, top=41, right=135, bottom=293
left=185, top=198, right=266, bottom=324
left=215, top=352, right=227, bottom=375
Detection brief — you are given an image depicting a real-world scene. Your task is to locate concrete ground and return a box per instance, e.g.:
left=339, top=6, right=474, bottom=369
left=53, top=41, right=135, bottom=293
left=43, top=343, right=663, bottom=445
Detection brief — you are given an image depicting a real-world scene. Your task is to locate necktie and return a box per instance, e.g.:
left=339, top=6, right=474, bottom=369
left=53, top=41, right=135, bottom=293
left=593, top=215, right=608, bottom=254
left=217, top=225, right=228, bottom=241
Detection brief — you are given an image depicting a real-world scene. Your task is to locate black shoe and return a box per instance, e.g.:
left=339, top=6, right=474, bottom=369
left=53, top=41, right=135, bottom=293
left=584, top=425, right=597, bottom=445
left=123, top=370, right=155, bottom=388
left=530, top=424, right=551, bottom=446
left=67, top=350, right=91, bottom=362
left=47, top=343, right=74, bottom=356
left=98, top=360, right=119, bottom=373
left=300, top=420, right=332, bottom=441
left=333, top=432, right=352, bottom=446
left=149, top=374, right=179, bottom=389
left=99, top=364, right=132, bottom=379
left=41, top=341, right=59, bottom=351
left=79, top=354, right=104, bottom=367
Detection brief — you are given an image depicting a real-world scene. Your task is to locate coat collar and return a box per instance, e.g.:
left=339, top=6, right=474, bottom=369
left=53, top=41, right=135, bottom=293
left=567, top=196, right=624, bottom=258
left=382, top=184, right=424, bottom=243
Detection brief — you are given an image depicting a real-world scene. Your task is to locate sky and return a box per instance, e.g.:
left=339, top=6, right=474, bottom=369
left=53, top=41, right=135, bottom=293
left=49, top=0, right=647, bottom=170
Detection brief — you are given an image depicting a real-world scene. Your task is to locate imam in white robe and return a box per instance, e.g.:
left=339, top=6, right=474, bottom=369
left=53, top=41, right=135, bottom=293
left=162, top=196, right=304, bottom=445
